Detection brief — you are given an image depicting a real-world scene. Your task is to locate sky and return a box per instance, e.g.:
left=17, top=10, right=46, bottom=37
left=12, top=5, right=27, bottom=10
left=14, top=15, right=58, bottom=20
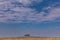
left=0, top=0, right=60, bottom=38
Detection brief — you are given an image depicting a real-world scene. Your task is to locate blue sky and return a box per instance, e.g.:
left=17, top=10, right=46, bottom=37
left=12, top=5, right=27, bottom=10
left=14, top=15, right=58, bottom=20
left=0, top=0, right=60, bottom=38
left=0, top=22, right=60, bottom=38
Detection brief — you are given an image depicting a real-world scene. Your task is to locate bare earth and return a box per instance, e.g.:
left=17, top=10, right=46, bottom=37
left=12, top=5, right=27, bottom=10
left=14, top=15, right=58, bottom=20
left=0, top=38, right=60, bottom=40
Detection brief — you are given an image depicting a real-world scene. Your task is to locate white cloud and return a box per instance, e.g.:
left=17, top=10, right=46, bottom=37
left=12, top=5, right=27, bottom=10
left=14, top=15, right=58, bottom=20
left=45, top=8, right=60, bottom=21
left=26, top=7, right=60, bottom=23
left=0, top=7, right=60, bottom=23
left=15, top=0, right=43, bottom=6
left=0, top=7, right=37, bottom=23
left=0, top=0, right=60, bottom=23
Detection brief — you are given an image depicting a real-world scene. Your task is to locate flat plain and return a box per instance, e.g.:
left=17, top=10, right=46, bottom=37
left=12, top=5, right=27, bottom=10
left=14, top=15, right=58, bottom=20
left=0, top=38, right=60, bottom=40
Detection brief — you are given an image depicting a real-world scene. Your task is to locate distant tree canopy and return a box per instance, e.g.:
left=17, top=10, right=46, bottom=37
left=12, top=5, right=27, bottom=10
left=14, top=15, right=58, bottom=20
left=24, top=34, right=30, bottom=37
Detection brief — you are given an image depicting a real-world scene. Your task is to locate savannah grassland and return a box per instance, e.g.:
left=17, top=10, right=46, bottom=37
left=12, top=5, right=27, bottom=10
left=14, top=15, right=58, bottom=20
left=0, top=38, right=60, bottom=40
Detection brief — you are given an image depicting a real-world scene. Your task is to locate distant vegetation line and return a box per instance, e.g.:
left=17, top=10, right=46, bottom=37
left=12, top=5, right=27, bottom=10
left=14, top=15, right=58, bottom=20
left=1, top=36, right=60, bottom=38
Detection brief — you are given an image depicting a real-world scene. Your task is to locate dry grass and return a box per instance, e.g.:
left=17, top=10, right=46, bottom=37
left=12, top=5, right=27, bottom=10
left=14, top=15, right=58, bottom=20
left=0, top=38, right=60, bottom=40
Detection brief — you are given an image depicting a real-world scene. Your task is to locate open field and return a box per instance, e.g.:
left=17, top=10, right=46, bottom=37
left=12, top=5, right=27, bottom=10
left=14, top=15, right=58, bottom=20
left=0, top=38, right=60, bottom=40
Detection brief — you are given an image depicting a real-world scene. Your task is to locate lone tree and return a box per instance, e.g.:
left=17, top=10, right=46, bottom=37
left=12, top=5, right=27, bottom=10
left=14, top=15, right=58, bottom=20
left=24, top=34, right=30, bottom=37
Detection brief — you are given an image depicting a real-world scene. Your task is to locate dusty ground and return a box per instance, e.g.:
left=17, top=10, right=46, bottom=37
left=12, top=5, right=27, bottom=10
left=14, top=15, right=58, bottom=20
left=0, top=38, right=60, bottom=40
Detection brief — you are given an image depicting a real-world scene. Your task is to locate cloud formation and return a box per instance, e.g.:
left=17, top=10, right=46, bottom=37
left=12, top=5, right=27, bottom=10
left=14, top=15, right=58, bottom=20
left=0, top=0, right=60, bottom=23
left=16, top=0, right=43, bottom=5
